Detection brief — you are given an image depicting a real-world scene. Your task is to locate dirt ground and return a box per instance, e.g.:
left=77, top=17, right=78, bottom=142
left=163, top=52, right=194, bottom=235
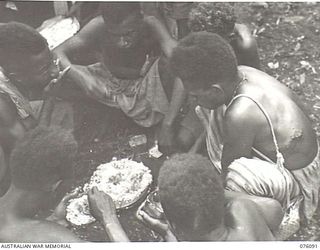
left=69, top=2, right=320, bottom=241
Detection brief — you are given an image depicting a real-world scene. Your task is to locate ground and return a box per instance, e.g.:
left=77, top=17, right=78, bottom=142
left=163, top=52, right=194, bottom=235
left=68, top=2, right=320, bottom=241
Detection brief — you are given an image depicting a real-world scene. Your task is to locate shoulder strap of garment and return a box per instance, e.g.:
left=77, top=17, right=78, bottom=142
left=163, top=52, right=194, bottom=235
left=226, top=93, right=292, bottom=208
left=226, top=94, right=285, bottom=168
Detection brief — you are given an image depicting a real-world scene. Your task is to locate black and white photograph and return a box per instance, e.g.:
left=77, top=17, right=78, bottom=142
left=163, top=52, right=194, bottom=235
left=0, top=0, right=320, bottom=245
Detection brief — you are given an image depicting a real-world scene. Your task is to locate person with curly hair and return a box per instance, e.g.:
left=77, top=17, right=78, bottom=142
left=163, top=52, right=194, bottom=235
left=0, top=22, right=74, bottom=195
left=148, top=3, right=261, bottom=155
left=54, top=2, right=192, bottom=156
left=0, top=126, right=129, bottom=242
left=188, top=2, right=260, bottom=69
left=168, top=32, right=320, bottom=239
left=138, top=153, right=284, bottom=241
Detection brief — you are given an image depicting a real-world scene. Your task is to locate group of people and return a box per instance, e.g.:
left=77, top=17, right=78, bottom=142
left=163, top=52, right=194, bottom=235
left=0, top=2, right=319, bottom=242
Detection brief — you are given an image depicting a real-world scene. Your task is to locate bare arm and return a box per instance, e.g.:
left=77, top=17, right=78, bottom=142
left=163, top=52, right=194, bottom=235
left=53, top=16, right=110, bottom=99
left=88, top=187, right=129, bottom=242
left=189, top=131, right=206, bottom=154
left=54, top=15, right=104, bottom=68
left=144, top=16, right=177, bottom=58
left=221, top=101, right=258, bottom=176
left=158, top=75, right=188, bottom=155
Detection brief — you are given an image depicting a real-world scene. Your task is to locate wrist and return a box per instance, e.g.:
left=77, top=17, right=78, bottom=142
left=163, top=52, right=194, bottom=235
left=102, top=213, right=119, bottom=225
left=164, top=230, right=177, bottom=242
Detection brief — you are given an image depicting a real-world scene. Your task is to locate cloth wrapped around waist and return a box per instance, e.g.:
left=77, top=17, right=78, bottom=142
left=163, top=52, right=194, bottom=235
left=73, top=58, right=169, bottom=128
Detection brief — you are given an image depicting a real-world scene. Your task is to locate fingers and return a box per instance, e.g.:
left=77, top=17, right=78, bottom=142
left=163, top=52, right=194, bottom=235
left=61, top=187, right=81, bottom=202
left=138, top=210, right=162, bottom=227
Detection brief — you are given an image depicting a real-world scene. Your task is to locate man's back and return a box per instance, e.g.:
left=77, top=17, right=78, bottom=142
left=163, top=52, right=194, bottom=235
left=225, top=66, right=317, bottom=170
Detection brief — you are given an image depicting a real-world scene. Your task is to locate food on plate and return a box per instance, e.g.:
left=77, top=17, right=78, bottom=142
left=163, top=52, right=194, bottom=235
left=66, top=194, right=96, bottom=226
left=66, top=159, right=153, bottom=225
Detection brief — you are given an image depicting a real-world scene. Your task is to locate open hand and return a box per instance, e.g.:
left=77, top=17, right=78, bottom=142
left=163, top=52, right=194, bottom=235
left=136, top=203, right=169, bottom=238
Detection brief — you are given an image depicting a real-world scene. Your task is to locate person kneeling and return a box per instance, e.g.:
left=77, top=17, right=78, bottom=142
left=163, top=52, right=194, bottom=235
left=0, top=126, right=128, bottom=242
left=169, top=32, right=320, bottom=239
left=138, top=154, right=284, bottom=241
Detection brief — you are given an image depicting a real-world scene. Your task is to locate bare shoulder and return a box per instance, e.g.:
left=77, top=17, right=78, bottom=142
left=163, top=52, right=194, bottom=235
left=224, top=94, right=261, bottom=130
left=74, top=15, right=105, bottom=43
left=0, top=219, right=82, bottom=242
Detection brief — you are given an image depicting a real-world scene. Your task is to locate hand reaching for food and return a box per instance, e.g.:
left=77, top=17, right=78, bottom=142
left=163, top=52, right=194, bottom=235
left=88, top=187, right=117, bottom=223
left=47, top=187, right=80, bottom=226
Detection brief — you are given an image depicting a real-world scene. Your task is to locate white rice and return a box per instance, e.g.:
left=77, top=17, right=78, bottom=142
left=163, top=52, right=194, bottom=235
left=66, top=159, right=153, bottom=226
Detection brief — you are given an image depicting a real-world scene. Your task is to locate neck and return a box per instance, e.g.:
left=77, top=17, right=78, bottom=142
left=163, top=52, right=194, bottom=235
left=0, top=185, right=43, bottom=218
left=225, top=70, right=245, bottom=106
left=204, top=223, right=229, bottom=241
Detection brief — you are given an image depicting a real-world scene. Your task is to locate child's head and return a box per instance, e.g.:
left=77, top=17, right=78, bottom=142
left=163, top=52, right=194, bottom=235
left=10, top=126, right=78, bottom=194
left=188, top=3, right=237, bottom=40
left=169, top=31, right=238, bottom=109
left=101, top=2, right=144, bottom=49
left=0, top=22, right=59, bottom=88
left=158, top=153, right=224, bottom=240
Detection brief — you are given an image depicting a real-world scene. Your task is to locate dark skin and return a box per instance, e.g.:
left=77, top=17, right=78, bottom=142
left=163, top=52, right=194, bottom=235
left=186, top=66, right=317, bottom=176
left=0, top=48, right=62, bottom=188
left=162, top=22, right=260, bottom=153
left=54, top=13, right=187, bottom=155
left=0, top=179, right=128, bottom=242
left=230, top=23, right=260, bottom=69
left=138, top=190, right=283, bottom=241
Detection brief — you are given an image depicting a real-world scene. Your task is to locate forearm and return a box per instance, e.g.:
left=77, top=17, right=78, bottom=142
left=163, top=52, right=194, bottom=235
left=54, top=45, right=74, bottom=69
left=163, top=77, right=187, bottom=126
left=145, top=16, right=177, bottom=58
left=102, top=216, right=129, bottom=242
left=164, top=230, right=178, bottom=242
left=189, top=131, right=206, bottom=154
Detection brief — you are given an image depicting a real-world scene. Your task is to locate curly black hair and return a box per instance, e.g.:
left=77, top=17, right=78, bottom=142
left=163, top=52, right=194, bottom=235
left=10, top=126, right=78, bottom=190
left=188, top=3, right=237, bottom=39
left=158, top=153, right=224, bottom=235
left=169, top=31, right=238, bottom=90
left=100, top=2, right=142, bottom=24
left=0, top=22, right=48, bottom=67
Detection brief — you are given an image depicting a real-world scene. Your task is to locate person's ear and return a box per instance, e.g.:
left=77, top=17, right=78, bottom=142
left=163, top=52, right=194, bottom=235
left=8, top=72, right=23, bottom=83
left=209, top=84, right=227, bottom=105
left=210, top=84, right=223, bottom=93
